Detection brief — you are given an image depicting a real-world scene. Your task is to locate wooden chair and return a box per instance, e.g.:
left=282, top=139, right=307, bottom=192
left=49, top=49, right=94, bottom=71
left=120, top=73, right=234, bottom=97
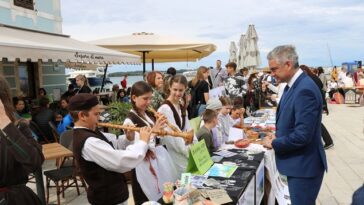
left=44, top=134, right=87, bottom=205
left=29, top=121, right=50, bottom=144
left=48, top=121, right=60, bottom=143
left=44, top=165, right=87, bottom=205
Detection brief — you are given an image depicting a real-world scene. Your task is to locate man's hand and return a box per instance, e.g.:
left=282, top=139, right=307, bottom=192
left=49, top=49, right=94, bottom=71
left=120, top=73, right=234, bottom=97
left=263, top=133, right=276, bottom=149
left=0, top=99, right=11, bottom=129
left=139, top=126, right=152, bottom=143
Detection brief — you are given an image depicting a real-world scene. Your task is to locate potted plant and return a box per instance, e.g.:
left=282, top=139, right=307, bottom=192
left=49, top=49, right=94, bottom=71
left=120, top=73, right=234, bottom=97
left=107, top=101, right=132, bottom=135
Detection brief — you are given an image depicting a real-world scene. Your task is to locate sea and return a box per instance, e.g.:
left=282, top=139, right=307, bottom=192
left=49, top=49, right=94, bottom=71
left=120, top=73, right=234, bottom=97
left=109, top=76, right=144, bottom=87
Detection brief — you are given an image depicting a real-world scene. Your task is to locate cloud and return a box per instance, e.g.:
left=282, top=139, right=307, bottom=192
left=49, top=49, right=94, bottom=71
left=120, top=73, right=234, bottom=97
left=61, top=0, right=364, bottom=69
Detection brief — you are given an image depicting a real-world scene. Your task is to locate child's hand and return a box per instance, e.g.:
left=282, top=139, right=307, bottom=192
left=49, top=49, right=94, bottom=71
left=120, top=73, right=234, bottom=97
left=139, top=126, right=152, bottom=143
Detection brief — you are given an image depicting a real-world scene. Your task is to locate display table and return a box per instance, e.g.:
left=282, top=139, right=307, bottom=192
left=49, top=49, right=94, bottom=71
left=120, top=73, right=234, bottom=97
left=158, top=149, right=264, bottom=205
left=210, top=149, right=265, bottom=205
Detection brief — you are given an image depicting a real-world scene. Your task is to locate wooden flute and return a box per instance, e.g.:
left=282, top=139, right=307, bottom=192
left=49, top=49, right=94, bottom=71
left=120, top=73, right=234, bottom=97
left=97, top=122, right=194, bottom=144
left=147, top=106, right=181, bottom=133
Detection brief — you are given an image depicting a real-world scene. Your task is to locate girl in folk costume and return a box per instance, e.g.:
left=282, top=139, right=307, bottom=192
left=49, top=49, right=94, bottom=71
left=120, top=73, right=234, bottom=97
left=158, top=75, right=198, bottom=175
left=123, top=81, right=178, bottom=204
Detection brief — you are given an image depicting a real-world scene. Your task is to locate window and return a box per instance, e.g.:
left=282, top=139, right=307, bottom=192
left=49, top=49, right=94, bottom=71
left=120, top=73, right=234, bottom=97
left=14, top=0, right=34, bottom=10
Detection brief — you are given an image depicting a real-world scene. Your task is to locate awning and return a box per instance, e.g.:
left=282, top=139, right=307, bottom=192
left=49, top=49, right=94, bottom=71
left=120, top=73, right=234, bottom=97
left=0, top=25, right=140, bottom=64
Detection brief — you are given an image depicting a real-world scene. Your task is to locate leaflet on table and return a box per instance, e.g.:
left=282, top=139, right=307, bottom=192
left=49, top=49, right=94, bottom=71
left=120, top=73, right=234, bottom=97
left=204, top=163, right=238, bottom=178
left=190, top=175, right=208, bottom=188
left=213, top=150, right=237, bottom=157
left=227, top=127, right=245, bottom=141
left=244, top=117, right=254, bottom=124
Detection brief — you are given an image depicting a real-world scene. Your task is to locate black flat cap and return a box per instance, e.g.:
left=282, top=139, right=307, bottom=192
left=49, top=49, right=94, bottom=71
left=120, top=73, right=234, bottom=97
left=68, top=93, right=99, bottom=111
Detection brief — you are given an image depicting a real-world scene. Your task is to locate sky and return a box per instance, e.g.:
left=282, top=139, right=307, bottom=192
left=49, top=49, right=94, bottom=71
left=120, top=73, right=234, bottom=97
left=61, top=0, right=364, bottom=73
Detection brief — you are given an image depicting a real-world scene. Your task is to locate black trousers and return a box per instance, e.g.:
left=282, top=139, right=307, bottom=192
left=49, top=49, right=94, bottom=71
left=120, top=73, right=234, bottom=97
left=321, top=123, right=333, bottom=145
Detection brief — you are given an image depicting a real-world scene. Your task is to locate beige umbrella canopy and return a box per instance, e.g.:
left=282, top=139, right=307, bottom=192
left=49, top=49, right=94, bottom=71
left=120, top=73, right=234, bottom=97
left=244, top=25, right=261, bottom=69
left=229, top=41, right=238, bottom=63
left=89, top=32, right=216, bottom=73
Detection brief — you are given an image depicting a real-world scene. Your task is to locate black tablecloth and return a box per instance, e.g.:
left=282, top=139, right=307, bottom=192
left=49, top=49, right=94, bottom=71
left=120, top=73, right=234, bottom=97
left=159, top=149, right=265, bottom=204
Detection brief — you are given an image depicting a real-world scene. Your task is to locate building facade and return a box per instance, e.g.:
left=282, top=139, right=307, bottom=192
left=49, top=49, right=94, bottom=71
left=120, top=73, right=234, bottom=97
left=0, top=0, right=66, bottom=99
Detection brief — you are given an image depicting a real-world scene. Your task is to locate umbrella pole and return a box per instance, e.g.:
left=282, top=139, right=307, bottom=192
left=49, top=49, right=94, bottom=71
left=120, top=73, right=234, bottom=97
left=142, top=51, right=146, bottom=74
left=101, top=64, right=108, bottom=92
left=152, top=59, right=154, bottom=71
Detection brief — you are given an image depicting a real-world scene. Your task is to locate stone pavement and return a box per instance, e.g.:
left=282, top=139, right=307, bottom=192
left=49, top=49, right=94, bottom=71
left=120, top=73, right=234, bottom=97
left=317, top=104, right=364, bottom=205
left=28, top=104, right=364, bottom=205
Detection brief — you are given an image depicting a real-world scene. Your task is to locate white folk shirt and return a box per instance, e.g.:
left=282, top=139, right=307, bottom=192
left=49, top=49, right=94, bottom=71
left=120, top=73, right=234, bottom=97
left=123, top=110, right=157, bottom=149
left=76, top=126, right=148, bottom=173
left=158, top=104, right=197, bottom=175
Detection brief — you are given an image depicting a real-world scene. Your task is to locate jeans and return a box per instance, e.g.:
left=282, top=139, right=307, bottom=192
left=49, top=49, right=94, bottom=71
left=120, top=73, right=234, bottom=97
left=197, top=104, right=207, bottom=116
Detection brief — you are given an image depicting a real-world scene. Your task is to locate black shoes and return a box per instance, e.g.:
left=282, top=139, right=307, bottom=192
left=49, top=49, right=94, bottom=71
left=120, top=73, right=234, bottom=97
left=324, top=143, right=334, bottom=150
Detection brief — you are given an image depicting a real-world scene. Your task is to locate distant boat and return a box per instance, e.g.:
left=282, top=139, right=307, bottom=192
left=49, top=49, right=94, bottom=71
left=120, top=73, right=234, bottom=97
left=66, top=67, right=113, bottom=92
left=182, top=70, right=197, bottom=81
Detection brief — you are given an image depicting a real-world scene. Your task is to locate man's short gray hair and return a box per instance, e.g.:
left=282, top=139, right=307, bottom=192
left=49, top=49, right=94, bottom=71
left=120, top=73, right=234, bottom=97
left=267, top=45, right=299, bottom=68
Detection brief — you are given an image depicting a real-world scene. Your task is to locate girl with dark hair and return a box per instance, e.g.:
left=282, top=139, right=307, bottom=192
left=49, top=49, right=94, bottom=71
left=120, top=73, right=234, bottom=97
left=123, top=81, right=177, bottom=204
left=146, top=71, right=165, bottom=109
left=246, top=72, right=260, bottom=112
left=13, top=97, right=30, bottom=119
left=117, top=89, right=129, bottom=103
left=38, top=87, right=53, bottom=103
left=158, top=75, right=197, bottom=175
left=0, top=75, right=44, bottom=205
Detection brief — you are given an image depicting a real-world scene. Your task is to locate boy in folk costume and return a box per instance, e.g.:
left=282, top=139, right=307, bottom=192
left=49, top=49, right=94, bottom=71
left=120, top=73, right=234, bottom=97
left=69, top=93, right=152, bottom=205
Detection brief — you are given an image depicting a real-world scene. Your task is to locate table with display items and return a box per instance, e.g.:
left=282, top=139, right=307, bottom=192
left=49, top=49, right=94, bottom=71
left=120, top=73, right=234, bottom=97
left=159, top=150, right=264, bottom=205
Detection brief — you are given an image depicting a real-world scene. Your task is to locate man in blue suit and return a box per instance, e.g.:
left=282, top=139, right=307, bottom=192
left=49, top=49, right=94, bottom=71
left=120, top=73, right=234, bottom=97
left=263, top=45, right=327, bottom=205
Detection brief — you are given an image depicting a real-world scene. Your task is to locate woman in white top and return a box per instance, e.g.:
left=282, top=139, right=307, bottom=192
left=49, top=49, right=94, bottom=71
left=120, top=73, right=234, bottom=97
left=123, top=81, right=178, bottom=204
left=158, top=75, right=197, bottom=175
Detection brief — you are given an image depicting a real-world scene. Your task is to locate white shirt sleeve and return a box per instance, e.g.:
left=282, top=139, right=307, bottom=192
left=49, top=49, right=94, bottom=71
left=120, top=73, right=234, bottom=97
left=101, top=131, right=134, bottom=150
left=158, top=104, right=178, bottom=129
left=158, top=104, right=191, bottom=132
left=267, top=83, right=279, bottom=94
left=158, top=104, right=197, bottom=156
left=82, top=137, right=148, bottom=173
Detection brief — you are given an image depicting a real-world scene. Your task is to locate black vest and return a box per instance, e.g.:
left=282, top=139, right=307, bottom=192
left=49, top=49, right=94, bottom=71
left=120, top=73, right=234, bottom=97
left=163, top=100, right=186, bottom=130
left=126, top=110, right=156, bottom=128
left=73, top=128, right=128, bottom=205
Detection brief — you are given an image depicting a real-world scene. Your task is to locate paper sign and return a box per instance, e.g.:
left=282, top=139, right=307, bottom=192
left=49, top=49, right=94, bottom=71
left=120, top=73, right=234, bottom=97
left=204, top=163, right=238, bottom=178
left=180, top=173, right=191, bottom=186
left=186, top=140, right=214, bottom=174
left=228, top=127, right=245, bottom=141
left=209, top=86, right=225, bottom=99
left=206, top=189, right=233, bottom=204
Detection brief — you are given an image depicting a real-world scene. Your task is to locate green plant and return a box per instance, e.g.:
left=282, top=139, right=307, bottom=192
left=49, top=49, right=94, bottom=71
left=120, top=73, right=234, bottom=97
left=108, top=102, right=132, bottom=124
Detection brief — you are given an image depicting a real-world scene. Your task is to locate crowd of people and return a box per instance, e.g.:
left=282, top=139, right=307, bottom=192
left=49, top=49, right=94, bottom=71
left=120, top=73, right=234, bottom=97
left=2, top=44, right=364, bottom=205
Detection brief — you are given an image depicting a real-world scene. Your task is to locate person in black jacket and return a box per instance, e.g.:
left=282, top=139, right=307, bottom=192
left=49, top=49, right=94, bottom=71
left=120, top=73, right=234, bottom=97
left=0, top=75, right=44, bottom=205
left=300, top=65, right=334, bottom=149
left=75, top=74, right=92, bottom=94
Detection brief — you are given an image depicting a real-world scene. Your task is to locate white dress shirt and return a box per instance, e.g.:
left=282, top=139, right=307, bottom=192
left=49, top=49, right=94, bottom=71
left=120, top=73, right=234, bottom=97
left=287, top=69, right=303, bottom=89
left=76, top=126, right=148, bottom=173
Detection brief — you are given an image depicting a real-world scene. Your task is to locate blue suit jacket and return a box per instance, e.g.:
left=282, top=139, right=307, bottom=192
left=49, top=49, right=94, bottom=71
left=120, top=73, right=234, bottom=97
left=273, top=72, right=327, bottom=178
